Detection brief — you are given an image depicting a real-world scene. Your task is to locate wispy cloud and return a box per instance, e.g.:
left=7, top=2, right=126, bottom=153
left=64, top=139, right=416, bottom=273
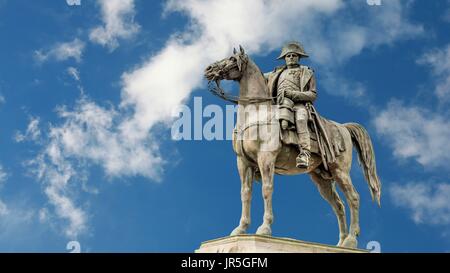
left=25, top=96, right=164, bottom=237
left=89, top=0, right=140, bottom=51
left=374, top=41, right=450, bottom=169
left=67, top=67, right=81, bottom=82
left=0, top=165, right=6, bottom=184
left=390, top=182, right=450, bottom=225
left=34, top=38, right=85, bottom=63
left=0, top=207, right=36, bottom=241
left=374, top=100, right=450, bottom=168
left=0, top=204, right=44, bottom=248
left=66, top=0, right=81, bottom=6
left=311, top=0, right=422, bottom=101
left=0, top=165, right=8, bottom=216
left=0, top=94, right=4, bottom=106
left=418, top=44, right=450, bottom=102
left=66, top=67, right=85, bottom=94
left=43, top=97, right=164, bottom=179
left=27, top=143, right=87, bottom=238
left=0, top=201, right=7, bottom=216
left=15, top=117, right=41, bottom=143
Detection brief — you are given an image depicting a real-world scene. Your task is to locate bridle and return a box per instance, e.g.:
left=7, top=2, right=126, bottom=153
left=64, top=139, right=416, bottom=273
left=207, top=54, right=276, bottom=105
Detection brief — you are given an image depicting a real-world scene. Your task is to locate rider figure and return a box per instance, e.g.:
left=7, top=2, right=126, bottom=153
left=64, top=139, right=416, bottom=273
left=265, top=42, right=317, bottom=169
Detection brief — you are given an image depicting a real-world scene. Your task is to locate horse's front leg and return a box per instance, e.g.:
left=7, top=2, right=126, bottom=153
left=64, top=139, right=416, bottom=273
left=230, top=156, right=254, bottom=236
left=256, top=152, right=277, bottom=236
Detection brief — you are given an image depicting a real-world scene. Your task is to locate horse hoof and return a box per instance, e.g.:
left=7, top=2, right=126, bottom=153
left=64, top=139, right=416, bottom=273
left=341, top=236, right=358, bottom=249
left=256, top=225, right=272, bottom=236
left=230, top=226, right=246, bottom=236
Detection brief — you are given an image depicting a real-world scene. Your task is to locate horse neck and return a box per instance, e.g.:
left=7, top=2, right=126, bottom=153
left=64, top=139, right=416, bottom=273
left=236, top=59, right=275, bottom=128
left=239, top=59, right=270, bottom=104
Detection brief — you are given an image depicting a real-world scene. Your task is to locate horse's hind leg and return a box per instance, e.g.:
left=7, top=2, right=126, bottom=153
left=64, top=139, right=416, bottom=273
left=255, top=152, right=277, bottom=236
left=230, top=156, right=254, bottom=236
left=310, top=172, right=348, bottom=246
left=334, top=169, right=360, bottom=248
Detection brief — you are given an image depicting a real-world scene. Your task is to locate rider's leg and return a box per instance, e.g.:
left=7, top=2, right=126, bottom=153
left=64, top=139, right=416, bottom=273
left=294, top=104, right=311, bottom=168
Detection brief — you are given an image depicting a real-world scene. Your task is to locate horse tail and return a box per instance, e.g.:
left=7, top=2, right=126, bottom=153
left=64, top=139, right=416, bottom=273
left=344, top=123, right=381, bottom=206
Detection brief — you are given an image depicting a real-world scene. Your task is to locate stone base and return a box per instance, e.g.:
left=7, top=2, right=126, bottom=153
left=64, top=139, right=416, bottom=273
left=196, top=235, right=368, bottom=253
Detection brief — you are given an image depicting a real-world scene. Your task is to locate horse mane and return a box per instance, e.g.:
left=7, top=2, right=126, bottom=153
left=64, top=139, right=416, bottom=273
left=244, top=55, right=271, bottom=97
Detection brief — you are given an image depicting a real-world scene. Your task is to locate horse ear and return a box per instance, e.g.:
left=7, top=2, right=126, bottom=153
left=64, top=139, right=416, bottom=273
left=233, top=47, right=237, bottom=54
left=239, top=45, right=245, bottom=55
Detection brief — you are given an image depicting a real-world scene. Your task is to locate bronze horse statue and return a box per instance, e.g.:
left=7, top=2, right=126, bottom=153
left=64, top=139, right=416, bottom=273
left=204, top=46, right=381, bottom=248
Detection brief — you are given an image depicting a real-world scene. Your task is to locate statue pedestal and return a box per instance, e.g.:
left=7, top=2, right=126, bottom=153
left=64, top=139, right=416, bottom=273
left=196, top=235, right=368, bottom=253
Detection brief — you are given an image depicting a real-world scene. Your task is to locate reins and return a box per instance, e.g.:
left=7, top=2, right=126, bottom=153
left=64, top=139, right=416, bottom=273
left=207, top=80, right=276, bottom=105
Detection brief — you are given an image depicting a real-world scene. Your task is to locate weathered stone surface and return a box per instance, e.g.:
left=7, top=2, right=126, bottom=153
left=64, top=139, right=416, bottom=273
left=196, top=235, right=369, bottom=253
left=204, top=44, right=382, bottom=249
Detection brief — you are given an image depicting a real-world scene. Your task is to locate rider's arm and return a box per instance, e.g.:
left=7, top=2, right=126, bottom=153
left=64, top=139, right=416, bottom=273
left=286, top=90, right=316, bottom=102
left=285, top=75, right=317, bottom=103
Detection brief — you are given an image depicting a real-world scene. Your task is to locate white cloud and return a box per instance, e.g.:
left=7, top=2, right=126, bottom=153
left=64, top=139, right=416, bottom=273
left=318, top=0, right=421, bottom=65
left=374, top=100, right=450, bottom=168
left=15, top=117, right=41, bottom=143
left=0, top=205, right=41, bottom=245
left=66, top=0, right=81, bottom=6
left=320, top=73, right=370, bottom=106
left=0, top=165, right=8, bottom=216
left=26, top=97, right=164, bottom=237
left=66, top=67, right=85, bottom=94
left=311, top=0, right=422, bottom=100
left=0, top=165, right=7, bottom=184
left=374, top=44, right=450, bottom=170
left=67, top=67, right=80, bottom=82
left=418, top=44, right=450, bottom=102
left=89, top=0, right=140, bottom=50
left=0, top=201, right=7, bottom=216
left=34, top=38, right=85, bottom=63
left=391, top=182, right=450, bottom=225
left=38, top=208, right=49, bottom=223
left=0, top=94, right=4, bottom=105
left=28, top=146, right=87, bottom=238
left=46, top=97, right=164, bottom=179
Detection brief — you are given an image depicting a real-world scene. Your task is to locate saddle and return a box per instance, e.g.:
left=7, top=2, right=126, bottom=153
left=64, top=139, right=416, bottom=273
left=279, top=106, right=346, bottom=169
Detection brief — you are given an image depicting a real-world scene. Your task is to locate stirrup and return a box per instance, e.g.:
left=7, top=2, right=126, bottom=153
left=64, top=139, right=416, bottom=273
left=296, top=150, right=311, bottom=169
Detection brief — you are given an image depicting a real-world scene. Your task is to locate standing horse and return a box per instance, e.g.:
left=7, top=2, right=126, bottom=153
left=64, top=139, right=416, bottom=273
left=204, top=46, right=381, bottom=249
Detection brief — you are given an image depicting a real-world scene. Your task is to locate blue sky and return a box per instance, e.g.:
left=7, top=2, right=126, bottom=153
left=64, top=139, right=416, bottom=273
left=0, top=0, right=449, bottom=253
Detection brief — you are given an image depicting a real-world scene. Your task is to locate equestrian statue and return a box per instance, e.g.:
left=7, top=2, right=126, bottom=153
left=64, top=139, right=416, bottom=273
left=204, top=42, right=381, bottom=249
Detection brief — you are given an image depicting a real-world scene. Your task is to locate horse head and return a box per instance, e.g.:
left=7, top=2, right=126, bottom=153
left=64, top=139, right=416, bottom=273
left=204, top=45, right=248, bottom=82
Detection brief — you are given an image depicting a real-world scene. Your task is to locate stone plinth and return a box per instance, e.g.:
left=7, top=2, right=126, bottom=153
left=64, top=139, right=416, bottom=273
left=196, top=235, right=368, bottom=253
